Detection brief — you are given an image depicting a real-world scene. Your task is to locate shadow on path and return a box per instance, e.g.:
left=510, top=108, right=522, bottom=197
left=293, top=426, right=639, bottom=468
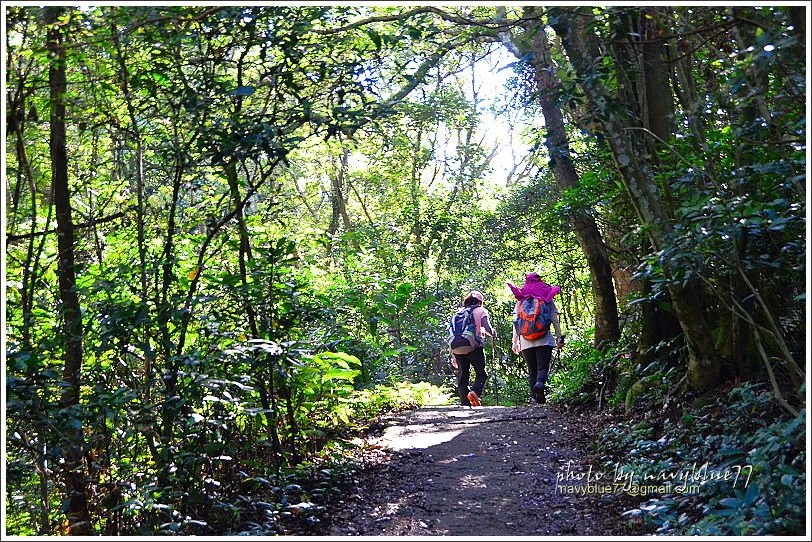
left=327, top=405, right=633, bottom=536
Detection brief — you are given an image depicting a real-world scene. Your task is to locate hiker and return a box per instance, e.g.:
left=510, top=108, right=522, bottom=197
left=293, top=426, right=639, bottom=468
left=448, top=290, right=496, bottom=407
left=508, top=273, right=565, bottom=404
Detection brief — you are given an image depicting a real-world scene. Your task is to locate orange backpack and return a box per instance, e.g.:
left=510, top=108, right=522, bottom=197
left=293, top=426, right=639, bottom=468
left=514, top=298, right=552, bottom=340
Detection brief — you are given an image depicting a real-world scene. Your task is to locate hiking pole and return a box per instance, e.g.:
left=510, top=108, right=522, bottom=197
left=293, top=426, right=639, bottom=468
left=550, top=334, right=566, bottom=377
left=491, top=337, right=499, bottom=406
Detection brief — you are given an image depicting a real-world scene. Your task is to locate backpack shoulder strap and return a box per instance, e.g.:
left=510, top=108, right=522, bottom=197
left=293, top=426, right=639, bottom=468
left=470, top=305, right=484, bottom=329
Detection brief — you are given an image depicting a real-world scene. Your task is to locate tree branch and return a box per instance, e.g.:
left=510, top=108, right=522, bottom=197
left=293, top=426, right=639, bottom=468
left=311, top=6, right=531, bottom=35
left=123, top=7, right=224, bottom=34
left=6, top=211, right=126, bottom=243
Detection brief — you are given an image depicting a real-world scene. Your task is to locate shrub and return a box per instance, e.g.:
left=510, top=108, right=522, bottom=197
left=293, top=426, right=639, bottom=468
left=600, top=383, right=805, bottom=535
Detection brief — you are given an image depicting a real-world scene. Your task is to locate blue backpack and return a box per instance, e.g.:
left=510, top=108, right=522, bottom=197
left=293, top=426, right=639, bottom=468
left=447, top=307, right=477, bottom=354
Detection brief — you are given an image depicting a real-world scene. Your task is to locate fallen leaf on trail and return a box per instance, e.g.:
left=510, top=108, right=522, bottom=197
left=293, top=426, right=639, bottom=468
left=287, top=502, right=320, bottom=515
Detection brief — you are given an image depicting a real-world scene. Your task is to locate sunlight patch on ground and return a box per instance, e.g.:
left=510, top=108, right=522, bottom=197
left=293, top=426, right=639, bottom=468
left=376, top=426, right=464, bottom=451
left=373, top=406, right=520, bottom=451
left=460, top=473, right=488, bottom=489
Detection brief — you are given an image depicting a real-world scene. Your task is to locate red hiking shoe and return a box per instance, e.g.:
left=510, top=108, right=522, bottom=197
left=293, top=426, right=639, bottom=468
left=467, top=391, right=481, bottom=407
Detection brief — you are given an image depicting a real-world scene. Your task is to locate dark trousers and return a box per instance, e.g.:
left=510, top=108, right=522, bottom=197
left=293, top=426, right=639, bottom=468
left=521, top=345, right=553, bottom=392
left=455, top=347, right=488, bottom=405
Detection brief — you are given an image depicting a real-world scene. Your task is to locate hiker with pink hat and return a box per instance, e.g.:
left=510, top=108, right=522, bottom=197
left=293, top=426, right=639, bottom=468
left=507, top=273, right=565, bottom=404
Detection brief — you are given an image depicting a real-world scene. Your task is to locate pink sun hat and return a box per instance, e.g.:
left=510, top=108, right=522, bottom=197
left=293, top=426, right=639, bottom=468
left=507, top=273, right=560, bottom=302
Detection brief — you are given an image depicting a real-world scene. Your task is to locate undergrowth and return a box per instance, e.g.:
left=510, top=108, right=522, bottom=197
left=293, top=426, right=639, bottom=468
left=537, top=334, right=805, bottom=536
left=594, top=383, right=806, bottom=536
left=219, top=380, right=452, bottom=535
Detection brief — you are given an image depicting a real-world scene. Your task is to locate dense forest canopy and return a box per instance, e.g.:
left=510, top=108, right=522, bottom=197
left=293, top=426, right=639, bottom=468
left=3, top=3, right=807, bottom=536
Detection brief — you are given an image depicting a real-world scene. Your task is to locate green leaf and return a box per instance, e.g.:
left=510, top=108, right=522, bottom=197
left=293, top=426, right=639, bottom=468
left=227, top=85, right=256, bottom=96
left=743, top=482, right=759, bottom=505
left=321, top=368, right=360, bottom=383
left=365, top=28, right=382, bottom=51
left=719, top=497, right=740, bottom=508
left=713, top=508, right=739, bottom=517
left=315, top=351, right=361, bottom=368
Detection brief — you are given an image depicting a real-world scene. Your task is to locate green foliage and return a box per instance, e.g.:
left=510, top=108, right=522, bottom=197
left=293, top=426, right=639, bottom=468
left=544, top=333, right=653, bottom=408
left=597, top=384, right=805, bottom=535
left=4, top=3, right=805, bottom=536
left=547, top=333, right=604, bottom=404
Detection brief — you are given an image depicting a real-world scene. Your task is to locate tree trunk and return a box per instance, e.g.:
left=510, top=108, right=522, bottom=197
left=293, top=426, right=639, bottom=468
left=46, top=7, right=93, bottom=534
left=14, top=120, right=39, bottom=349
left=225, top=54, right=260, bottom=338
left=636, top=239, right=682, bottom=365
left=640, top=8, right=675, bottom=148
left=157, top=153, right=184, bottom=483
left=516, top=13, right=620, bottom=347
left=724, top=10, right=780, bottom=380
left=633, top=8, right=684, bottom=361
left=549, top=7, right=721, bottom=390
left=225, top=160, right=260, bottom=337
left=327, top=146, right=358, bottom=251
left=671, top=40, right=717, bottom=180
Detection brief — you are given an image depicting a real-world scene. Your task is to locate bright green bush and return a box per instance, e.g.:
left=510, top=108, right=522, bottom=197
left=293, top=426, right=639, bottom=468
left=546, top=331, right=624, bottom=405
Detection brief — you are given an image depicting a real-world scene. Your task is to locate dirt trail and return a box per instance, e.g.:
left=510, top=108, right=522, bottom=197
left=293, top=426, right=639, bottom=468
left=325, top=404, right=635, bottom=536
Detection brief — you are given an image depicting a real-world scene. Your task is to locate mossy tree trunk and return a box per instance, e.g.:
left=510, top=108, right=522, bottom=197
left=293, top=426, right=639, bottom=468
left=549, top=6, right=721, bottom=390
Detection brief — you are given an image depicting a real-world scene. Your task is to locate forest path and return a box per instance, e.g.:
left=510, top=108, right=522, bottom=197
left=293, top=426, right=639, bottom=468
left=325, top=404, right=633, bottom=536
